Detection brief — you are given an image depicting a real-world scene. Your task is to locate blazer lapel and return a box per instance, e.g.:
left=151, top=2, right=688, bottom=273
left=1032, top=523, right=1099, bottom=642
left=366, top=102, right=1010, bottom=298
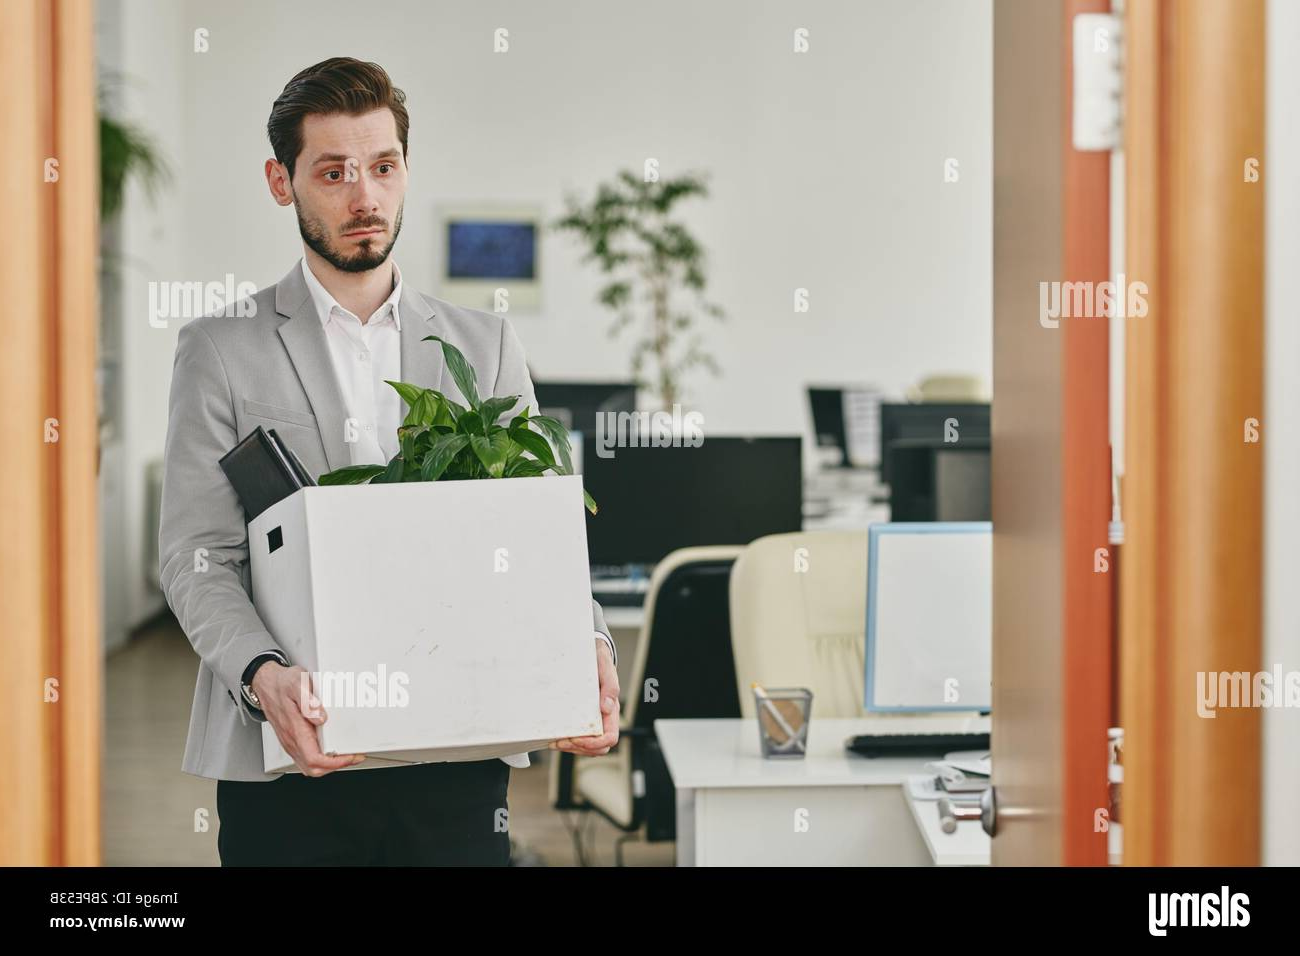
left=274, top=263, right=352, bottom=473
left=274, top=262, right=447, bottom=473
left=398, top=284, right=446, bottom=403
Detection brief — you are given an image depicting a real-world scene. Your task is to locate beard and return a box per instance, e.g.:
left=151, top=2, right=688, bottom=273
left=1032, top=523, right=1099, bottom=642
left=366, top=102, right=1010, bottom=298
left=294, top=194, right=404, bottom=274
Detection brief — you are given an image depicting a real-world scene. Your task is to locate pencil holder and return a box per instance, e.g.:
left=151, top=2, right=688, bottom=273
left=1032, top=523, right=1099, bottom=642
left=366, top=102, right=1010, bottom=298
left=753, top=687, right=813, bottom=758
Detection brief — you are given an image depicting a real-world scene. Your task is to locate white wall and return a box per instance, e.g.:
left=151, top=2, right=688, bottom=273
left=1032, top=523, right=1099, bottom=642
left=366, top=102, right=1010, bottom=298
left=99, top=0, right=192, bottom=637
left=176, top=0, right=990, bottom=423
left=1264, top=0, right=1300, bottom=867
left=104, top=0, right=991, bottom=629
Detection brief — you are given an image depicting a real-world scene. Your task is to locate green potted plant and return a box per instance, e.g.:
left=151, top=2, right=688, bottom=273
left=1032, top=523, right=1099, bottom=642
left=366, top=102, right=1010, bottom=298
left=318, top=335, right=597, bottom=515
left=97, top=80, right=171, bottom=475
left=100, top=109, right=169, bottom=222
left=553, top=169, right=725, bottom=411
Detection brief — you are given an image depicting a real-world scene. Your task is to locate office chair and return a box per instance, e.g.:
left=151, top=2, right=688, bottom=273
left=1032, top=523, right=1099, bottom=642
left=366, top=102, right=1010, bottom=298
left=549, top=546, right=744, bottom=865
left=729, top=531, right=870, bottom=718
left=905, top=373, right=989, bottom=403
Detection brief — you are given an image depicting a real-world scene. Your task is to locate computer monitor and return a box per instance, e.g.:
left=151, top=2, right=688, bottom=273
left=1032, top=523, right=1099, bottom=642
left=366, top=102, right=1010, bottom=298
left=807, top=386, right=885, bottom=469
left=878, top=402, right=990, bottom=484
left=808, top=388, right=849, bottom=467
left=566, top=429, right=583, bottom=476
left=533, top=381, right=637, bottom=439
left=935, top=444, right=991, bottom=522
left=865, top=522, right=992, bottom=712
left=581, top=437, right=803, bottom=567
left=886, top=438, right=991, bottom=522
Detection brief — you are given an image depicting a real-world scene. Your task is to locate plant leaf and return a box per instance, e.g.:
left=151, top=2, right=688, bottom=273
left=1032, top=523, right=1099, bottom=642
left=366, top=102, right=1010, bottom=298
left=317, top=464, right=386, bottom=485
left=508, top=426, right=556, bottom=468
left=399, top=424, right=422, bottom=463
left=469, top=431, right=513, bottom=478
left=457, top=409, right=487, bottom=437
left=528, top=414, right=575, bottom=475
left=424, top=335, right=480, bottom=410
left=431, top=394, right=457, bottom=427
left=437, top=392, right=470, bottom=424
left=421, top=432, right=470, bottom=481
left=386, top=379, right=426, bottom=410
left=505, top=458, right=550, bottom=478
left=583, top=488, right=598, bottom=515
left=479, top=395, right=522, bottom=428
left=410, top=390, right=439, bottom=427
left=371, top=454, right=405, bottom=484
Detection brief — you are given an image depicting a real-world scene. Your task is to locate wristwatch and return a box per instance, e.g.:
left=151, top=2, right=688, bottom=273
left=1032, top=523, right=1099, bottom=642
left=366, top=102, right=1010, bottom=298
left=239, top=650, right=290, bottom=720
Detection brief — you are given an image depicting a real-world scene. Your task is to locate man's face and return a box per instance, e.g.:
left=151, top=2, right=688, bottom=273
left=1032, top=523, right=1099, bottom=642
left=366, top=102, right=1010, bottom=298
left=289, top=108, right=407, bottom=273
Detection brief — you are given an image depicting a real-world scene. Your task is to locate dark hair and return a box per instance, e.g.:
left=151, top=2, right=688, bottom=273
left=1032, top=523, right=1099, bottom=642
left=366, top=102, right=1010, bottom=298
left=267, top=57, right=409, bottom=181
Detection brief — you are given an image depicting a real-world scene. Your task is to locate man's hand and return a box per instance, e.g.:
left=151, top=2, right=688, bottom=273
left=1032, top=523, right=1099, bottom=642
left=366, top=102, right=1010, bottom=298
left=550, top=639, right=621, bottom=757
left=252, top=661, right=366, bottom=776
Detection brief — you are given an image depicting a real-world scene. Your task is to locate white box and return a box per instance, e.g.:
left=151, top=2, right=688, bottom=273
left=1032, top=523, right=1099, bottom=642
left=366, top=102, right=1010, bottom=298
left=247, top=475, right=603, bottom=774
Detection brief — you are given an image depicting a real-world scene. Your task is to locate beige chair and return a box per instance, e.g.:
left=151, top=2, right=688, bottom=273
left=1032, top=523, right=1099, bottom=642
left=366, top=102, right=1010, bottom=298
left=550, top=546, right=745, bottom=864
left=905, top=373, right=989, bottom=403
left=729, top=531, right=870, bottom=719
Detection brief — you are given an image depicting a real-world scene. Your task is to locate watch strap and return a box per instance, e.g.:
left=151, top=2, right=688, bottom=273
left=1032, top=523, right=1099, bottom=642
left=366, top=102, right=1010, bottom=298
left=239, top=650, right=290, bottom=720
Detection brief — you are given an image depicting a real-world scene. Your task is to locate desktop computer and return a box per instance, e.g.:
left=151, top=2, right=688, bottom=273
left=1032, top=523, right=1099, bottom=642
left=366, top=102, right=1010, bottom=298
left=886, top=438, right=991, bottom=522
left=580, top=436, right=803, bottom=570
left=533, top=381, right=638, bottom=439
left=804, top=386, right=890, bottom=528
left=807, top=385, right=884, bottom=469
left=808, top=387, right=849, bottom=467
left=878, top=402, right=990, bottom=485
left=847, top=521, right=992, bottom=757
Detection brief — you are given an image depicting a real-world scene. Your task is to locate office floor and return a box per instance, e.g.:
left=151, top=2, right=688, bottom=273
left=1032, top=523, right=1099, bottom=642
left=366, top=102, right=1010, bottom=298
left=104, top=617, right=673, bottom=866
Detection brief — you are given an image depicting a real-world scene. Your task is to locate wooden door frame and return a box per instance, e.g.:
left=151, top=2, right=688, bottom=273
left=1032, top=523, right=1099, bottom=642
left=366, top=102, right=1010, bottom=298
left=1061, top=0, right=1114, bottom=867
left=0, top=0, right=101, bottom=866
left=1121, top=0, right=1265, bottom=866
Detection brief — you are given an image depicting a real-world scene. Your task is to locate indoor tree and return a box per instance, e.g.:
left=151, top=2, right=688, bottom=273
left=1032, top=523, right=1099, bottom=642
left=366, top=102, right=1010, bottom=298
left=553, top=169, right=725, bottom=411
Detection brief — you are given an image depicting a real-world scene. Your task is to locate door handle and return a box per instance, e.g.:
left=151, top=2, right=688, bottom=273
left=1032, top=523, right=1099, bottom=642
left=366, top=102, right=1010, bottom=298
left=937, top=786, right=998, bottom=837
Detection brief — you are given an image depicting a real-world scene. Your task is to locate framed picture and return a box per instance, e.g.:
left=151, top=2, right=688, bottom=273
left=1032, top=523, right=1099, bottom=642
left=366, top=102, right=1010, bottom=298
left=435, top=203, right=541, bottom=312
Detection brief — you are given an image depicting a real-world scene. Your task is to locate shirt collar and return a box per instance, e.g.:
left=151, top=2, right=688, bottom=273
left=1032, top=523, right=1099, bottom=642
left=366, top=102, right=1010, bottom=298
left=300, top=257, right=403, bottom=330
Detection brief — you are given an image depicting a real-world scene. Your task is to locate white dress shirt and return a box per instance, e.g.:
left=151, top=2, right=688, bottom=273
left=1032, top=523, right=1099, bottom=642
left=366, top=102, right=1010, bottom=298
left=301, top=257, right=404, bottom=468
left=299, top=258, right=612, bottom=770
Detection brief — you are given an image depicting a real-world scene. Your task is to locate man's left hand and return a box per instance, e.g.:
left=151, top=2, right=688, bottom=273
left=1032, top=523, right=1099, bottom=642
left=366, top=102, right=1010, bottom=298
left=551, top=639, right=621, bottom=756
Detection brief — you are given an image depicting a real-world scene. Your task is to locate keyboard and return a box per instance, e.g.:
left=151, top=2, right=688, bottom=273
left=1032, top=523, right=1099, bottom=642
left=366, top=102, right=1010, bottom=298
left=590, top=563, right=652, bottom=581
left=845, top=732, right=990, bottom=758
left=591, top=570, right=652, bottom=607
left=592, top=590, right=646, bottom=608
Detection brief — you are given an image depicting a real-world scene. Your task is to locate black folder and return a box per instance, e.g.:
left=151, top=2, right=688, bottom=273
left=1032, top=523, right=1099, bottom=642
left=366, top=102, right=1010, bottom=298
left=218, top=425, right=316, bottom=521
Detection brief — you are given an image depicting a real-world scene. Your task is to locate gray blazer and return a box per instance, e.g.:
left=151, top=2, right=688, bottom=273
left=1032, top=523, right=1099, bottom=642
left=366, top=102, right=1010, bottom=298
left=159, top=262, right=612, bottom=781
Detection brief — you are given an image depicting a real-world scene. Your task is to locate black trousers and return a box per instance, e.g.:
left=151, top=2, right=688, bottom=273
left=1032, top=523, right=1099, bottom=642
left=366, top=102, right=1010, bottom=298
left=216, top=759, right=511, bottom=866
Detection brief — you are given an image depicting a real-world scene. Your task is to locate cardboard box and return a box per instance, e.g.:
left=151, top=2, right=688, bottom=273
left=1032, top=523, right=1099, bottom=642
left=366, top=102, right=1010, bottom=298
left=247, top=475, right=603, bottom=774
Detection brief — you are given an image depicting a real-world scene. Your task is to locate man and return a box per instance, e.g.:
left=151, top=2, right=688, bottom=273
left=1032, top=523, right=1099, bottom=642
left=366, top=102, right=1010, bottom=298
left=158, top=57, right=620, bottom=866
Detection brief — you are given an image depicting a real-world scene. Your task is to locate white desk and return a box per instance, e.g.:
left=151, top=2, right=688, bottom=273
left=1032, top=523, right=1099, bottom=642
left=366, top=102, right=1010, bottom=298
left=903, top=777, right=1124, bottom=865
left=655, top=717, right=986, bottom=866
